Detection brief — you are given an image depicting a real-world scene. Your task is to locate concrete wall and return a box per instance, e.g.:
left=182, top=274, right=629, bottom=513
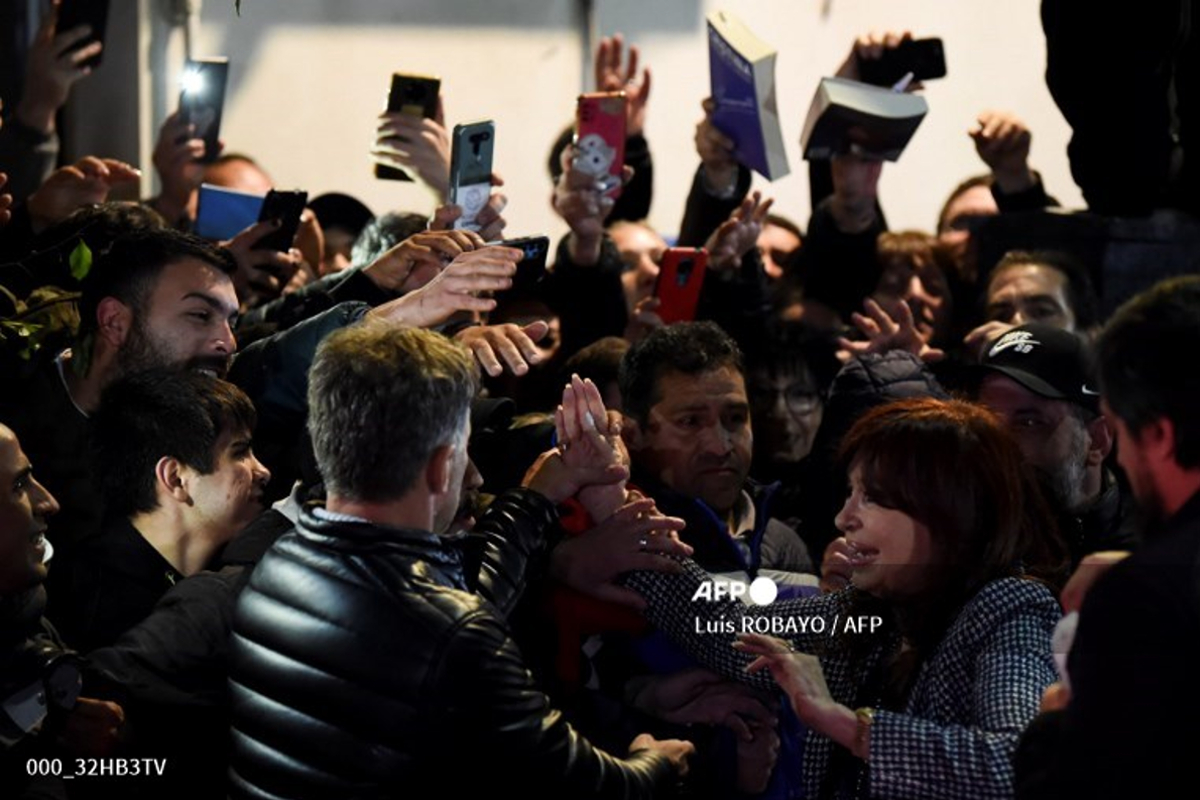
left=79, top=0, right=1079, bottom=242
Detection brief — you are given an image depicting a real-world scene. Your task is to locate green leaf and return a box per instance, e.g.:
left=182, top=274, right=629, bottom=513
left=69, top=240, right=93, bottom=282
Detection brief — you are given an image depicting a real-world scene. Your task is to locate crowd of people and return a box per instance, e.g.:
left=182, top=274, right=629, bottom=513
left=1, top=3, right=1198, bottom=799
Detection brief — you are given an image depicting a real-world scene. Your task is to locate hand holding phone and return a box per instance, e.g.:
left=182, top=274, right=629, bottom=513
left=374, top=72, right=441, bottom=181
left=488, top=235, right=550, bottom=301
left=178, top=58, right=230, bottom=164
left=55, top=0, right=110, bottom=70
left=858, top=38, right=946, bottom=87
left=574, top=92, right=627, bottom=198
left=448, top=121, right=496, bottom=232
left=255, top=189, right=308, bottom=252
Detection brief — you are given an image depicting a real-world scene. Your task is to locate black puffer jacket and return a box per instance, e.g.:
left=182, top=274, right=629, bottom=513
left=228, top=488, right=675, bottom=799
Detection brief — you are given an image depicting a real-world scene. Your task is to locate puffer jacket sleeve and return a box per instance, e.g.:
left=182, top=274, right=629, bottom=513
left=429, top=606, right=678, bottom=798
left=464, top=487, right=559, bottom=618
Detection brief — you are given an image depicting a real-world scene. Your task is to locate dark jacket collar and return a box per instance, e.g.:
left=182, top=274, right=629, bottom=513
left=295, top=506, right=468, bottom=589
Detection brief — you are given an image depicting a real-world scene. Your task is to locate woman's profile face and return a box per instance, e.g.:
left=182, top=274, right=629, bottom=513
left=835, top=463, right=940, bottom=602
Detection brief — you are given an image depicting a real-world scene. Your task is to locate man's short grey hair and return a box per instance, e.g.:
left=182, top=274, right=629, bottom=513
left=307, top=323, right=479, bottom=502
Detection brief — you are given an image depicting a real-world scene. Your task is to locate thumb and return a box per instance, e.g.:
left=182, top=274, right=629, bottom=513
left=430, top=204, right=461, bottom=231
left=522, top=320, right=550, bottom=341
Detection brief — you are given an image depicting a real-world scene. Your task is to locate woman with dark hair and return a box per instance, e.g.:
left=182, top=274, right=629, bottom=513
left=617, top=397, right=1064, bottom=799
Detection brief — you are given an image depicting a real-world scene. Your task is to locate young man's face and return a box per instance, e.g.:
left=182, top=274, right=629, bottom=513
left=985, top=264, right=1077, bottom=332
left=627, top=365, right=753, bottom=516
left=0, top=427, right=59, bottom=595
left=121, top=259, right=240, bottom=378
left=183, top=427, right=271, bottom=544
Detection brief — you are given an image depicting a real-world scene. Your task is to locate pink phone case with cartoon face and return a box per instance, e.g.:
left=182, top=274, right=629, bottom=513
left=574, top=92, right=627, bottom=198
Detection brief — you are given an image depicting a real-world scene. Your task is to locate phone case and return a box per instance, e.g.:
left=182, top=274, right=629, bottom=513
left=859, top=39, right=946, bottom=86
left=255, top=190, right=309, bottom=252
left=179, top=58, right=229, bottom=164
left=56, top=0, right=109, bottom=69
left=655, top=248, right=708, bottom=325
left=495, top=236, right=550, bottom=298
left=448, top=121, right=495, bottom=232
left=375, top=73, right=441, bottom=181
left=574, top=92, right=627, bottom=198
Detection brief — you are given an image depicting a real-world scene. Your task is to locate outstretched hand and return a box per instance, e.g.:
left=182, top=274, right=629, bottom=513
left=595, top=33, right=651, bottom=137
left=837, top=297, right=946, bottom=364
left=705, top=190, right=773, bottom=273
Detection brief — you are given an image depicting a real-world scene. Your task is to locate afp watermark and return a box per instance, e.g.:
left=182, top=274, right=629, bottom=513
left=690, top=576, right=885, bottom=636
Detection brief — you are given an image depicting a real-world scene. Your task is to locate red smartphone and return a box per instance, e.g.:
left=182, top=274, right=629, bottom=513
left=655, top=248, right=708, bottom=324
left=574, top=92, right=627, bottom=198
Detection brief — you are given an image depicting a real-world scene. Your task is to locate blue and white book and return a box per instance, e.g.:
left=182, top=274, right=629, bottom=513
left=706, top=10, right=789, bottom=181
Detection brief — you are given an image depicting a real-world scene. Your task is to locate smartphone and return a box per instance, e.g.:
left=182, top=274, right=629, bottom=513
left=448, top=121, right=496, bottom=232
left=254, top=189, right=308, bottom=252
left=489, top=236, right=550, bottom=299
left=374, top=72, right=441, bottom=181
left=858, top=38, right=947, bottom=87
left=574, top=92, right=627, bottom=199
left=56, top=0, right=110, bottom=70
left=179, top=57, right=230, bottom=164
left=655, top=248, right=708, bottom=325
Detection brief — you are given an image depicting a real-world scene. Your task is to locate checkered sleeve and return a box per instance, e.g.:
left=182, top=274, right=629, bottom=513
left=620, top=559, right=842, bottom=690
left=866, top=581, right=1061, bottom=800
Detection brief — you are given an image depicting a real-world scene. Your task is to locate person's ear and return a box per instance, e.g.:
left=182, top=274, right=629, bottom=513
left=95, top=297, right=134, bottom=349
left=155, top=456, right=191, bottom=505
left=1139, top=417, right=1176, bottom=465
left=425, top=444, right=454, bottom=497
left=1086, top=414, right=1114, bottom=466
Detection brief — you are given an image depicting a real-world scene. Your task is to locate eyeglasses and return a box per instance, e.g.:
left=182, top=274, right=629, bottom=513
left=750, top=385, right=822, bottom=416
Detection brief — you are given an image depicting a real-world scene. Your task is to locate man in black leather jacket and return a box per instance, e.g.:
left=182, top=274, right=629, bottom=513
left=228, top=324, right=692, bottom=799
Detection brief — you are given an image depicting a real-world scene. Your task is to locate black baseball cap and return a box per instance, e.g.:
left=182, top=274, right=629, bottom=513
left=977, top=323, right=1101, bottom=412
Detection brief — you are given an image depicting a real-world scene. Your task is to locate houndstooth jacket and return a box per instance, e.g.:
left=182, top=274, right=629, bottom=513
left=623, top=561, right=1060, bottom=799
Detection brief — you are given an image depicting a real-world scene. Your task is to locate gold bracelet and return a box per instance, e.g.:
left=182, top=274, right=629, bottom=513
left=854, top=706, right=875, bottom=760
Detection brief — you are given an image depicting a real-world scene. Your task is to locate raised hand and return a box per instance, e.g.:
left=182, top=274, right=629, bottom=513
left=366, top=244, right=520, bottom=329
left=17, top=1, right=103, bottom=134
left=549, top=497, right=691, bottom=609
left=705, top=190, right=773, bottom=273
left=151, top=110, right=217, bottom=225
left=695, top=98, right=738, bottom=194
left=361, top=229, right=485, bottom=294
left=372, top=95, right=451, bottom=194
left=970, top=110, right=1035, bottom=193
left=221, top=219, right=303, bottom=308
left=594, top=33, right=651, bottom=137
left=456, top=321, right=549, bottom=378
left=26, top=156, right=140, bottom=233
left=837, top=297, right=946, bottom=363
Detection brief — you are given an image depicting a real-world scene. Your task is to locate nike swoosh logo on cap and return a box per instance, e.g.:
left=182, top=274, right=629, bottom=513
left=1082, top=385, right=1100, bottom=396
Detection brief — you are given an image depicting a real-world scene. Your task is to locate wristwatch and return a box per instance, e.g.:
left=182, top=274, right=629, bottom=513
left=854, top=706, right=875, bottom=760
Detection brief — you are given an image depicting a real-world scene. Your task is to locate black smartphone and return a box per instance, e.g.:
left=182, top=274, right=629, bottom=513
left=448, top=120, right=496, bottom=231
left=490, top=236, right=550, bottom=298
left=375, top=72, right=441, bottom=181
left=858, top=38, right=947, bottom=87
left=255, top=190, right=308, bottom=252
left=56, top=0, right=110, bottom=70
left=179, top=57, right=230, bottom=164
